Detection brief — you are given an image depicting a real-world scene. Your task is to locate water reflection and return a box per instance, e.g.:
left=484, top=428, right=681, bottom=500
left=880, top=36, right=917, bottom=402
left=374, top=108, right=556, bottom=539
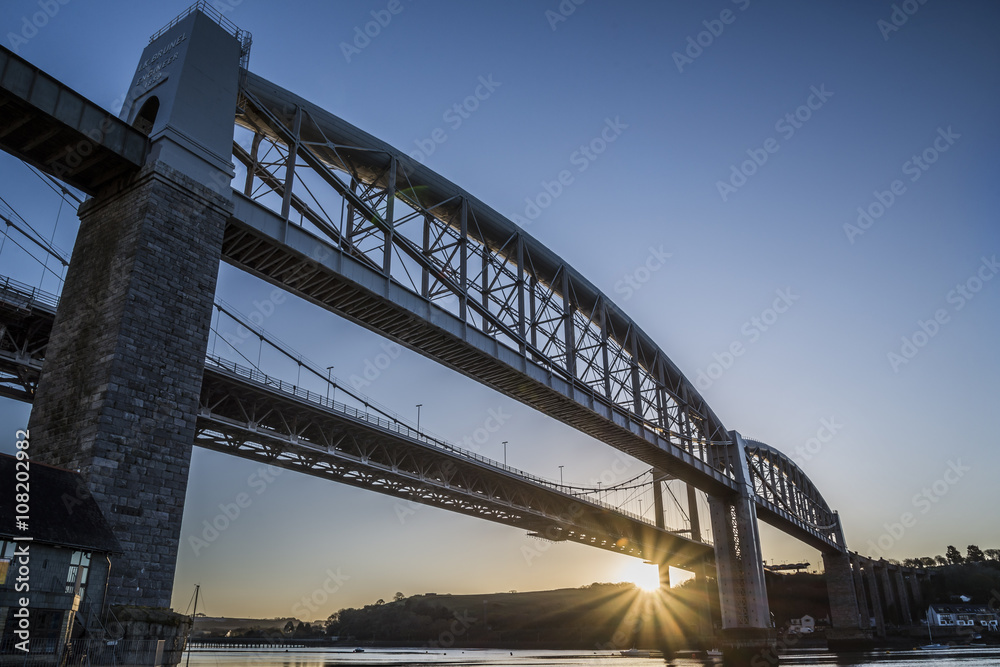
left=184, top=646, right=1000, bottom=667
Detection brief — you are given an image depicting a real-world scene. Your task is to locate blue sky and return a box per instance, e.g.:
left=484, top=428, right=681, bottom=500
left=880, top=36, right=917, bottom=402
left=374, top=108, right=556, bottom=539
left=1, top=0, right=998, bottom=620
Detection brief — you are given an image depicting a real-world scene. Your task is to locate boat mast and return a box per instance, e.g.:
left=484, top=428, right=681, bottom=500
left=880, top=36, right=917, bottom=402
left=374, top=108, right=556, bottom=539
left=185, top=584, right=200, bottom=667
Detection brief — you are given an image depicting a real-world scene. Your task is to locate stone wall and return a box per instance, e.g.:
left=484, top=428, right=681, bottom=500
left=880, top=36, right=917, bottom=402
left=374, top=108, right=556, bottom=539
left=28, top=161, right=231, bottom=608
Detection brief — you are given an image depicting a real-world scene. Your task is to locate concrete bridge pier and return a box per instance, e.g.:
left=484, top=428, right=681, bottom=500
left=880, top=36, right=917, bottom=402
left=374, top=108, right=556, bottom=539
left=908, top=572, right=925, bottom=617
left=850, top=555, right=871, bottom=632
left=863, top=560, right=886, bottom=638
left=893, top=569, right=913, bottom=626
left=26, top=9, right=243, bottom=608
left=823, top=545, right=870, bottom=649
left=709, top=432, right=774, bottom=665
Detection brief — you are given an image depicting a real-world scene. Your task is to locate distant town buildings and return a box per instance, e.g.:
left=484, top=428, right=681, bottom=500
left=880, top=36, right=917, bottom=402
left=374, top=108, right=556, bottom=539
left=927, top=604, right=1000, bottom=631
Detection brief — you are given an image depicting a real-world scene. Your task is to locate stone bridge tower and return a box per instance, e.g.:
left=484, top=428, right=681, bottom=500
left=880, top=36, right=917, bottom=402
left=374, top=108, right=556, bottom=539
left=28, top=8, right=244, bottom=608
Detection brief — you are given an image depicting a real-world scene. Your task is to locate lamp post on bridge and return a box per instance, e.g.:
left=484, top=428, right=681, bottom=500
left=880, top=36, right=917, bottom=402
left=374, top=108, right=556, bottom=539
left=326, top=365, right=335, bottom=404
left=502, top=441, right=508, bottom=466
left=416, top=404, right=422, bottom=432
left=558, top=465, right=564, bottom=485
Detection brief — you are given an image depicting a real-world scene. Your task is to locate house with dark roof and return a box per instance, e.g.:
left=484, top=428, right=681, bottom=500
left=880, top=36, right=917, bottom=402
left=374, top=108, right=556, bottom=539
left=0, top=453, right=122, bottom=660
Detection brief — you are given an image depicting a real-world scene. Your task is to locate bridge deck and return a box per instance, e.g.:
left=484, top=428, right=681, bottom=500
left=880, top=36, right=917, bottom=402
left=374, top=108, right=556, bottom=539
left=0, top=279, right=711, bottom=567
left=223, top=194, right=737, bottom=498
left=0, top=45, right=147, bottom=195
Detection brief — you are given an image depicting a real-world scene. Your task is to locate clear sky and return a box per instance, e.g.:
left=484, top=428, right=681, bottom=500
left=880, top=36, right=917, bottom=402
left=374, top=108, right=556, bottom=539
left=1, top=0, right=998, bottom=621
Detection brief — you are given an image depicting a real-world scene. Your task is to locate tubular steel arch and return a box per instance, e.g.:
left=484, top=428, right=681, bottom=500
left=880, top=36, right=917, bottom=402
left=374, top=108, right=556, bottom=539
left=227, top=71, right=735, bottom=492
left=744, top=438, right=843, bottom=551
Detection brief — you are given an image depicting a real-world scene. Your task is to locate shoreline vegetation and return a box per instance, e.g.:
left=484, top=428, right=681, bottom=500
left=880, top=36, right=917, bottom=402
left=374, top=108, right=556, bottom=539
left=191, top=554, right=1000, bottom=651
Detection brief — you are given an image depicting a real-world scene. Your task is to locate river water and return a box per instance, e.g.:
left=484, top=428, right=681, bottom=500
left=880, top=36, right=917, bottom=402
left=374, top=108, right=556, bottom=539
left=184, top=646, right=1000, bottom=666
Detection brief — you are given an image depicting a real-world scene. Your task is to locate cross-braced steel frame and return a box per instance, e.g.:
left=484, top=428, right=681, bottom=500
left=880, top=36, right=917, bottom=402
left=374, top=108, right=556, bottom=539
left=226, top=72, right=733, bottom=496
left=197, top=356, right=712, bottom=567
left=744, top=438, right=841, bottom=551
left=0, top=275, right=54, bottom=402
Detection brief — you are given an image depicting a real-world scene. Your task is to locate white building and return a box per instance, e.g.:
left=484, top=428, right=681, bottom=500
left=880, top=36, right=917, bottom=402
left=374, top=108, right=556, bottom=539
left=787, top=615, right=815, bottom=634
left=927, top=604, right=999, bottom=630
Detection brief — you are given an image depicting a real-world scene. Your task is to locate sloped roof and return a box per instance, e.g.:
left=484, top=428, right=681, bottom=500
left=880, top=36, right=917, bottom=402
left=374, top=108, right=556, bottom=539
left=0, top=453, right=122, bottom=554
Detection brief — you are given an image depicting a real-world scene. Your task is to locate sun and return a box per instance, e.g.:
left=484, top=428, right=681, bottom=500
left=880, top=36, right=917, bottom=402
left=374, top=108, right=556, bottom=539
left=619, top=560, right=661, bottom=592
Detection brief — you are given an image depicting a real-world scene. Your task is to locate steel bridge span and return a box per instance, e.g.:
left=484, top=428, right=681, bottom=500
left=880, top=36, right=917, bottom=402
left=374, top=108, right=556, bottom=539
left=0, top=276, right=710, bottom=568
left=0, top=5, right=925, bottom=658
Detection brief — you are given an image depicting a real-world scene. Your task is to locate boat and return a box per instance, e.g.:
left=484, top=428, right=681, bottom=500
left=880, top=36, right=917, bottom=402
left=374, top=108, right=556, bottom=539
left=918, top=617, right=949, bottom=650
left=352, top=648, right=365, bottom=653
left=619, top=647, right=651, bottom=657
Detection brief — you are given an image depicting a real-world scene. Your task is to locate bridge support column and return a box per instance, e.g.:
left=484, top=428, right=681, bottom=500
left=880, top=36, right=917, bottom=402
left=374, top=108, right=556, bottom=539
left=909, top=572, right=924, bottom=616
left=709, top=431, right=774, bottom=665
left=823, top=548, right=870, bottom=648
left=864, top=561, right=886, bottom=638
left=850, top=556, right=871, bottom=633
left=26, top=9, right=242, bottom=609
left=28, top=162, right=231, bottom=608
left=893, top=569, right=913, bottom=626
left=877, top=562, right=897, bottom=626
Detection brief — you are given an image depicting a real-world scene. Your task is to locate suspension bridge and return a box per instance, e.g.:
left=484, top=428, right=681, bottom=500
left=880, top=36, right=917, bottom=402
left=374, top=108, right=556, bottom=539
left=0, top=4, right=930, bottom=661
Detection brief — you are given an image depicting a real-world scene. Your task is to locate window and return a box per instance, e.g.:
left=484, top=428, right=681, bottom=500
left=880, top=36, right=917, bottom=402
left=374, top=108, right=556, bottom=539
left=65, top=551, right=91, bottom=601
left=0, top=540, right=15, bottom=586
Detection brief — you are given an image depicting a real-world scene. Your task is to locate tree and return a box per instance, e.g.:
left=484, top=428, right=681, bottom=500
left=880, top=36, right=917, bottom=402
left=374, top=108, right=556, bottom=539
left=967, top=545, right=986, bottom=562
left=946, top=545, right=964, bottom=564
left=903, top=558, right=920, bottom=568
left=919, top=557, right=936, bottom=568
left=393, top=592, right=405, bottom=602
left=935, top=555, right=948, bottom=566
left=985, top=549, right=1000, bottom=562
left=375, top=598, right=385, bottom=606
left=283, top=620, right=295, bottom=634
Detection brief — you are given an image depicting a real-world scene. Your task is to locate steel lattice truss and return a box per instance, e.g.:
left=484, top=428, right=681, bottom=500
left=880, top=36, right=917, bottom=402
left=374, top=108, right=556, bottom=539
left=0, top=276, right=54, bottom=402
left=744, top=438, right=842, bottom=551
left=225, top=72, right=734, bottom=495
left=197, top=356, right=712, bottom=567
left=0, top=279, right=710, bottom=564
left=0, top=274, right=843, bottom=554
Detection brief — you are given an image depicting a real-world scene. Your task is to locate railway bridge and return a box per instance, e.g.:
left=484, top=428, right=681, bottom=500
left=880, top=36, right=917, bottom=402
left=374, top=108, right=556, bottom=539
left=0, top=3, right=928, bottom=660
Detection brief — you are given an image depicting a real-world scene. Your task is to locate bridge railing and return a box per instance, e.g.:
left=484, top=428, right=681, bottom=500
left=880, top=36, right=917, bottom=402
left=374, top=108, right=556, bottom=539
left=204, top=354, right=670, bottom=530
left=0, top=274, right=59, bottom=313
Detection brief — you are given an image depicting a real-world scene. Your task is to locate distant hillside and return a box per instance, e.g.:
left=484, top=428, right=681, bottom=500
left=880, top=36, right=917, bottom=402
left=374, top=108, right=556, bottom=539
left=327, top=582, right=716, bottom=650
left=193, top=616, right=298, bottom=635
